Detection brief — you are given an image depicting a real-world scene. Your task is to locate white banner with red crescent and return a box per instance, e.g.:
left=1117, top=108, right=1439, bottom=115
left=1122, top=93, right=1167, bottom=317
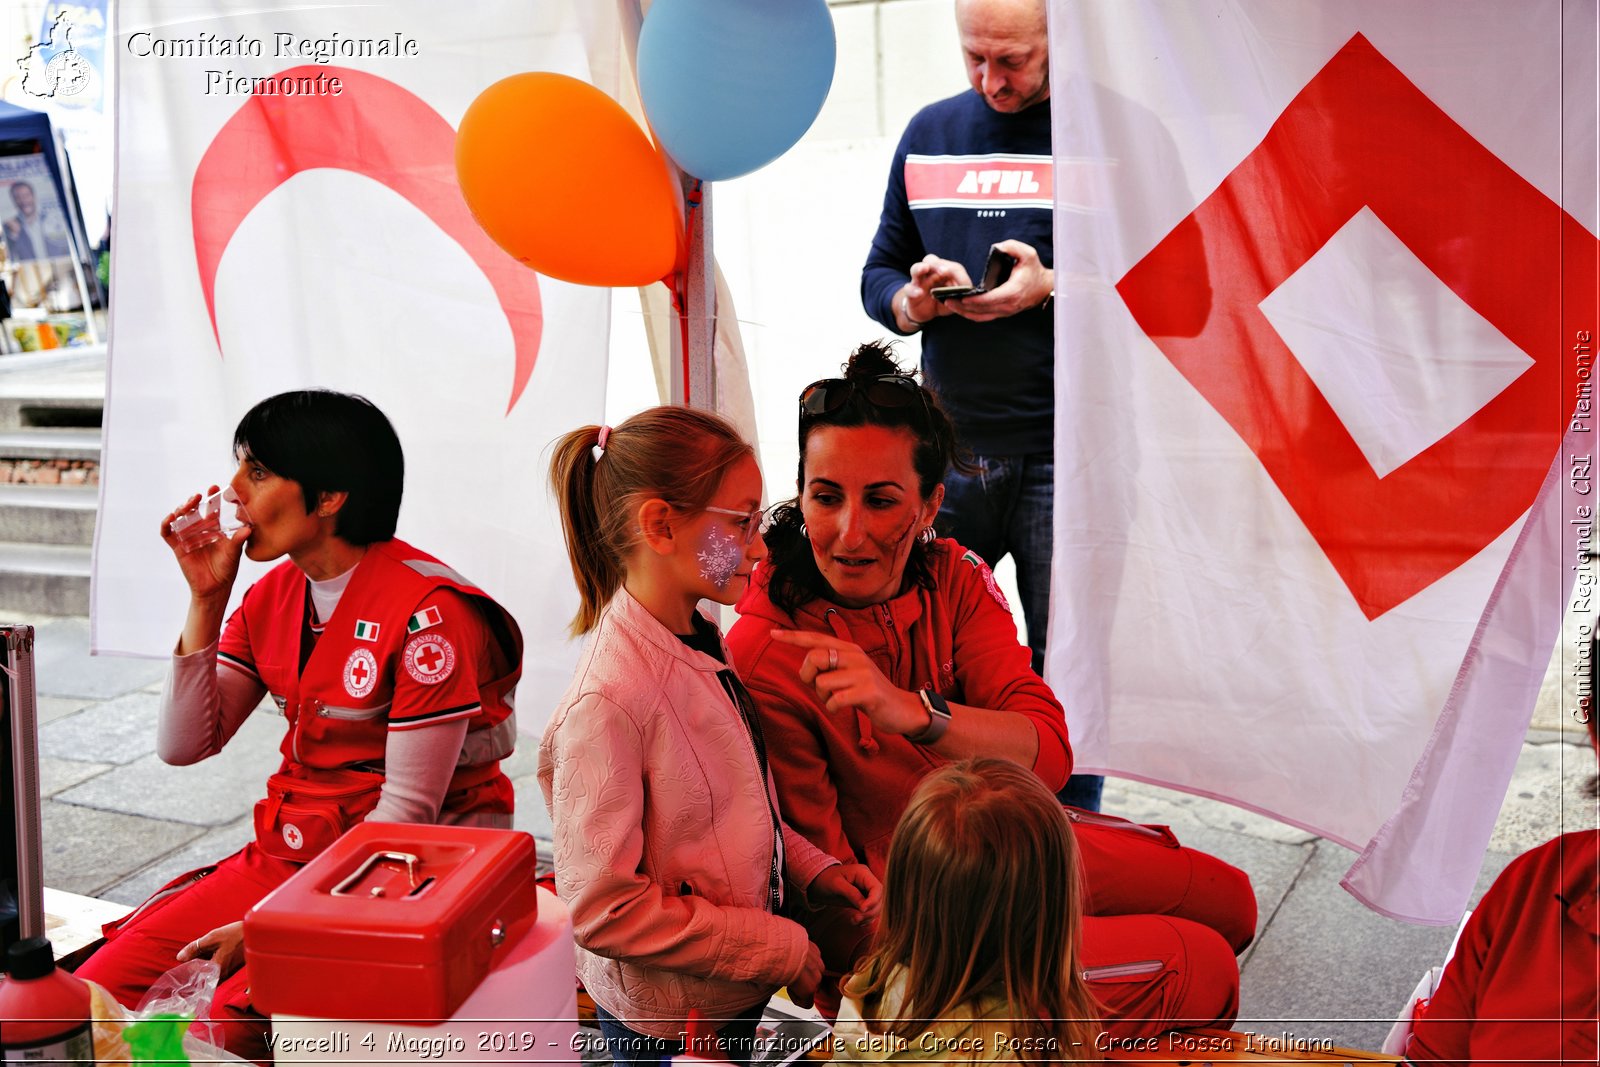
left=97, top=0, right=615, bottom=737
left=1048, top=0, right=1598, bottom=922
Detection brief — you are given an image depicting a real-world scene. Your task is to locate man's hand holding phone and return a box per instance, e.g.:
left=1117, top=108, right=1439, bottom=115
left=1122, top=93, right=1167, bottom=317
left=897, top=254, right=971, bottom=331
left=945, top=240, right=1053, bottom=323
left=931, top=243, right=1015, bottom=301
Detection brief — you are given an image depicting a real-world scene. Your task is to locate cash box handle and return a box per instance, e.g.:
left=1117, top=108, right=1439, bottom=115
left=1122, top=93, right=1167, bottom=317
left=331, top=850, right=428, bottom=898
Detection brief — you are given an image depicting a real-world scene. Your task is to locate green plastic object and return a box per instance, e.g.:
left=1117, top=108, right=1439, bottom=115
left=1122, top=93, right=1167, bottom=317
left=123, top=1012, right=193, bottom=1065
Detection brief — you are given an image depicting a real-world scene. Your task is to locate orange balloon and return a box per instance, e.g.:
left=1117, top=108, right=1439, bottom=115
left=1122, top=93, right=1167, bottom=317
left=456, top=73, right=680, bottom=287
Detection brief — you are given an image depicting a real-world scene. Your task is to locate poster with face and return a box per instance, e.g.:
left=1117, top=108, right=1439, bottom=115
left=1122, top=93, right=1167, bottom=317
left=0, top=154, right=72, bottom=264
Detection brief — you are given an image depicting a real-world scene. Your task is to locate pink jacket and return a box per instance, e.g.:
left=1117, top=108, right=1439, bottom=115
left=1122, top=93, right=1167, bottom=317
left=539, top=589, right=837, bottom=1037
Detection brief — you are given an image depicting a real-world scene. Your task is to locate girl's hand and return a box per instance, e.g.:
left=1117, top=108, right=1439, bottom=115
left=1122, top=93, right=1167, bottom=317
left=176, top=920, right=247, bottom=978
left=788, top=940, right=825, bottom=1009
left=806, top=863, right=882, bottom=925
left=161, top=488, right=251, bottom=602
left=770, top=629, right=928, bottom=737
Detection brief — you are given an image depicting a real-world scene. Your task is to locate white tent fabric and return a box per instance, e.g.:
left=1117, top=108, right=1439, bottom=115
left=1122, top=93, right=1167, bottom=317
left=97, top=0, right=618, bottom=736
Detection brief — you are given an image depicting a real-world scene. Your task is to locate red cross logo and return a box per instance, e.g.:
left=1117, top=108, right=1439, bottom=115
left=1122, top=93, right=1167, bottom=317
left=404, top=634, right=455, bottom=686
left=344, top=648, right=378, bottom=699
left=414, top=644, right=444, bottom=674
left=1116, top=33, right=1597, bottom=619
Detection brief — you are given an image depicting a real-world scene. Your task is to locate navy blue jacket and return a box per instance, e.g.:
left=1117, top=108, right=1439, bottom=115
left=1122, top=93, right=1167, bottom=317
left=862, top=91, right=1054, bottom=455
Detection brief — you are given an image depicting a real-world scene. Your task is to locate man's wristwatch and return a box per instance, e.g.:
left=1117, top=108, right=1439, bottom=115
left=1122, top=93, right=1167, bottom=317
left=908, top=688, right=952, bottom=745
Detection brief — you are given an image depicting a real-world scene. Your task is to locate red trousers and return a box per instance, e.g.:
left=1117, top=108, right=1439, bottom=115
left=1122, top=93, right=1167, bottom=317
left=75, top=843, right=298, bottom=1064
left=810, top=809, right=1255, bottom=1035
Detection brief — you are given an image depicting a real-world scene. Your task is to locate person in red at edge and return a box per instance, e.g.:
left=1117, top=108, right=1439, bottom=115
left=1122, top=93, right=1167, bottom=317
left=1405, top=672, right=1599, bottom=1065
left=726, top=342, right=1256, bottom=1036
left=76, top=390, right=522, bottom=1061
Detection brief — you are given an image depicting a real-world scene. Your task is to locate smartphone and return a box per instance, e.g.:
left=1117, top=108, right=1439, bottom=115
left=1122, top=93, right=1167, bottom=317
left=931, top=245, right=1016, bottom=301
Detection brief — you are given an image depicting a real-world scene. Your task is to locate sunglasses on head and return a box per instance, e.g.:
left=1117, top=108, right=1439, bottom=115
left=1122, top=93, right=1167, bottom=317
left=799, top=375, right=930, bottom=419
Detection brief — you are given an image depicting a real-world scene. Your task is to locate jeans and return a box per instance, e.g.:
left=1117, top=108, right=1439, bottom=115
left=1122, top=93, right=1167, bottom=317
left=594, top=1002, right=765, bottom=1067
left=938, top=451, right=1104, bottom=812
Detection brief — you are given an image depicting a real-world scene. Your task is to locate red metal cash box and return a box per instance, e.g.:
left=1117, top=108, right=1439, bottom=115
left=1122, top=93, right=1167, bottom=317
left=244, top=823, right=539, bottom=1021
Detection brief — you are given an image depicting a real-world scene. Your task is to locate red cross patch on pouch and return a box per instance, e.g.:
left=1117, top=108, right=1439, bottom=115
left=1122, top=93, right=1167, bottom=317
left=344, top=648, right=378, bottom=698
left=404, top=633, right=455, bottom=685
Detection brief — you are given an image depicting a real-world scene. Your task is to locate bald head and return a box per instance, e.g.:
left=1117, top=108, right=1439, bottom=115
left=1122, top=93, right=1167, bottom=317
left=955, top=0, right=1050, bottom=113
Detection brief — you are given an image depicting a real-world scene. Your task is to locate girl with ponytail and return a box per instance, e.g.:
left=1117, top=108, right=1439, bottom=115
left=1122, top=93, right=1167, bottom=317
left=540, top=407, right=880, bottom=1067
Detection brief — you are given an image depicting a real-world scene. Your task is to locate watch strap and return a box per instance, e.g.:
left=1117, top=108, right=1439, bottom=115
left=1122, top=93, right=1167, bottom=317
left=909, top=688, right=952, bottom=745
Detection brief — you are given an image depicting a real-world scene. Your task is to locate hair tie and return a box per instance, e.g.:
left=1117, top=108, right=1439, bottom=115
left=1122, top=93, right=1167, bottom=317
left=593, top=424, right=612, bottom=461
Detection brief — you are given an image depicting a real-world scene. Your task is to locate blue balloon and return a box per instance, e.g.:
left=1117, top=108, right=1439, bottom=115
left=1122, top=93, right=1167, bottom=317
left=637, top=0, right=836, bottom=182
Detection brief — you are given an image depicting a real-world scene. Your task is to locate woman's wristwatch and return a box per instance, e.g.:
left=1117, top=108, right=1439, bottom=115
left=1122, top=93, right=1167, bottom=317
left=908, top=688, right=952, bottom=745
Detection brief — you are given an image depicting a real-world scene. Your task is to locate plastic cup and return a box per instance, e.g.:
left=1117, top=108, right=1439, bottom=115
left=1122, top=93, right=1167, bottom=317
left=169, top=488, right=251, bottom=553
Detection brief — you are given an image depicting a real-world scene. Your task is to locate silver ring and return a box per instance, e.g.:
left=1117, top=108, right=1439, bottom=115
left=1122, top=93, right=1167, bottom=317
left=827, top=648, right=838, bottom=672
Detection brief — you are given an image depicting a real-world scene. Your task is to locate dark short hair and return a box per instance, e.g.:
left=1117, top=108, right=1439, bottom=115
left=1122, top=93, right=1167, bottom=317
left=232, top=390, right=403, bottom=545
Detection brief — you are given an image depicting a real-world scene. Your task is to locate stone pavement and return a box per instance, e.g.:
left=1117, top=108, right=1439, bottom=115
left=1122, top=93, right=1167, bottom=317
left=13, top=609, right=1597, bottom=1054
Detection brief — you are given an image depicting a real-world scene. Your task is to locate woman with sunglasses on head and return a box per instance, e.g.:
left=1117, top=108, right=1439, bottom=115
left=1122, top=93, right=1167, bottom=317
left=726, top=342, right=1257, bottom=1037
left=542, top=407, right=880, bottom=1067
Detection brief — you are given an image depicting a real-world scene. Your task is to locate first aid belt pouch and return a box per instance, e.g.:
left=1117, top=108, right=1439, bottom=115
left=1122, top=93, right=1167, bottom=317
left=244, top=822, right=540, bottom=1020
left=252, top=768, right=383, bottom=862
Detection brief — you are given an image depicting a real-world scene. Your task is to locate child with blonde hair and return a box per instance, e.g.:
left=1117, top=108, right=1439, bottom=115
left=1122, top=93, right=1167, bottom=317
left=834, top=758, right=1101, bottom=1062
left=542, top=407, right=881, bottom=1067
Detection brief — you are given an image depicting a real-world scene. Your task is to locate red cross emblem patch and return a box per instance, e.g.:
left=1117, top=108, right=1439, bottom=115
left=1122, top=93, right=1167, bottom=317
left=404, top=633, right=456, bottom=685
left=1116, top=33, right=1597, bottom=619
left=344, top=648, right=378, bottom=699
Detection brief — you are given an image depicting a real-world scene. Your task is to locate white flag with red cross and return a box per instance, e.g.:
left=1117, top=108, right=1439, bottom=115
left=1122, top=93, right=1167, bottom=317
left=98, top=1, right=618, bottom=735
left=1047, top=0, right=1598, bottom=922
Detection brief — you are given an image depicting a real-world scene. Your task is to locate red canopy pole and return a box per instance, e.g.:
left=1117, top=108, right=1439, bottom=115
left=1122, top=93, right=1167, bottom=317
left=619, top=0, right=717, bottom=412
left=676, top=175, right=716, bottom=410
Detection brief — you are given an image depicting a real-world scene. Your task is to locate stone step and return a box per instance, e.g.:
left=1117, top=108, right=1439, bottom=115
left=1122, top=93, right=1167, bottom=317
left=0, top=347, right=106, bottom=432
left=0, top=540, right=90, bottom=615
left=0, top=428, right=102, bottom=464
left=0, top=483, right=97, bottom=545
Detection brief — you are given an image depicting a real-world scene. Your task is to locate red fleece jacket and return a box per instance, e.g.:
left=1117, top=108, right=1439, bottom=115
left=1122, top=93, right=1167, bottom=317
left=727, top=538, right=1071, bottom=875
left=1407, top=829, right=1599, bottom=1066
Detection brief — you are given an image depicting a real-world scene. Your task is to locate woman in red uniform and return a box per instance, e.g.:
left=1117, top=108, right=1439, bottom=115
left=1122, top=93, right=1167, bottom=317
left=726, top=342, right=1256, bottom=1035
left=76, top=390, right=522, bottom=1059
left=1404, top=686, right=1598, bottom=1064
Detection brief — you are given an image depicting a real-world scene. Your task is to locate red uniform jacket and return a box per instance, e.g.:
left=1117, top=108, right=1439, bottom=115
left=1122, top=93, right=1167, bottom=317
left=218, top=538, right=522, bottom=820
left=728, top=538, right=1071, bottom=875
left=1408, top=829, right=1599, bottom=1066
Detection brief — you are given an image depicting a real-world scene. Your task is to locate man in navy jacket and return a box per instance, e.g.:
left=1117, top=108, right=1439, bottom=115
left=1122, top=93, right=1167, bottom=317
left=861, top=0, right=1103, bottom=810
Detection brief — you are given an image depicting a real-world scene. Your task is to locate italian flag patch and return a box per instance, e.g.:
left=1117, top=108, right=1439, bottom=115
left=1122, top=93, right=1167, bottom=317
left=408, top=605, right=443, bottom=634
left=961, top=550, right=983, bottom=568
left=353, top=620, right=381, bottom=642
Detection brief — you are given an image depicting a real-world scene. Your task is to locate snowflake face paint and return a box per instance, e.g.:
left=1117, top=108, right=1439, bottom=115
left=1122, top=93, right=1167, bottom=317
left=686, top=454, right=765, bottom=607
left=696, top=523, right=744, bottom=590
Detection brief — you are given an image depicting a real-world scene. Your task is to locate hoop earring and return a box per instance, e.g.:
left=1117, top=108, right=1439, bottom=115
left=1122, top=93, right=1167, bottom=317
left=918, top=525, right=937, bottom=545
left=799, top=523, right=809, bottom=540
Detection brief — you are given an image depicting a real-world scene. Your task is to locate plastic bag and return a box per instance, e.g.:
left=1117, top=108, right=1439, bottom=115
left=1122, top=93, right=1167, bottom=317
left=86, top=959, right=246, bottom=1065
left=137, top=959, right=223, bottom=1051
